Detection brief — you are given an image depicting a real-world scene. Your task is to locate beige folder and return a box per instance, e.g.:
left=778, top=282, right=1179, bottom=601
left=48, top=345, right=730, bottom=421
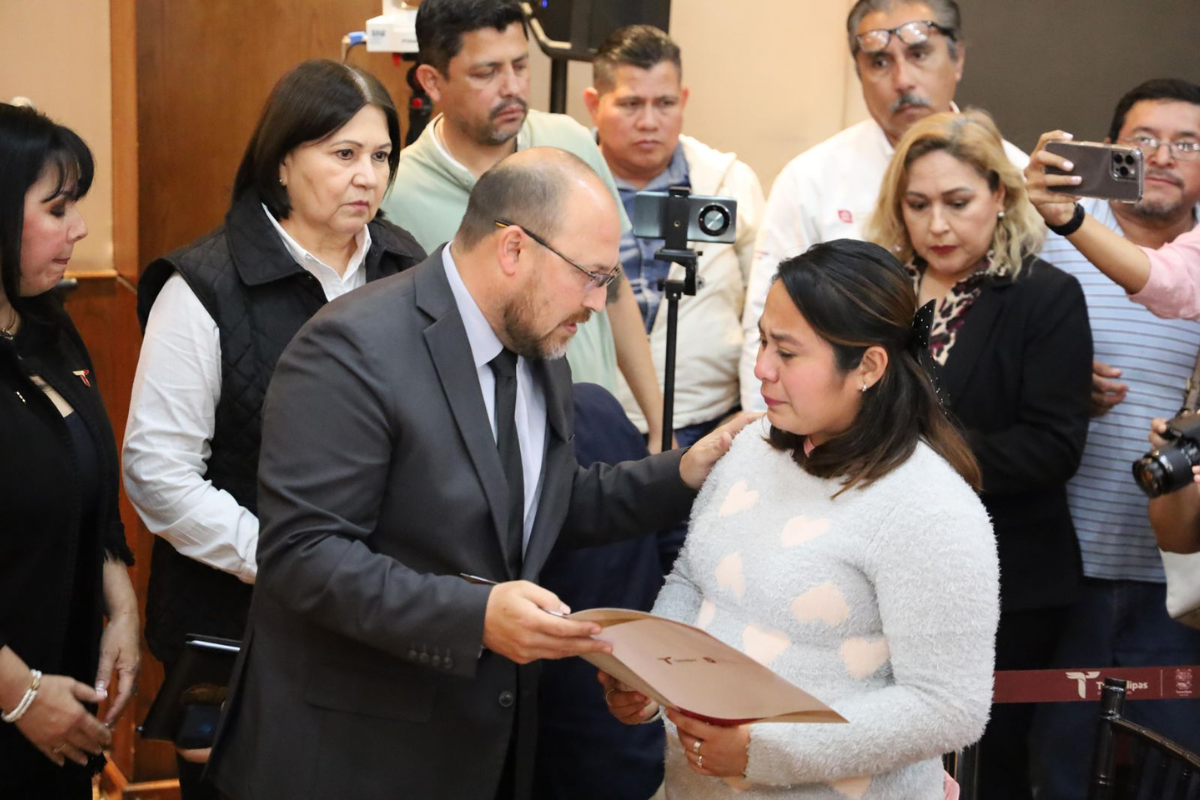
left=571, top=608, right=846, bottom=725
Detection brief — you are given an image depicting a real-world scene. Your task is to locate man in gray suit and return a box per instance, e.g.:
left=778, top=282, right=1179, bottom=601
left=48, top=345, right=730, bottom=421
left=206, top=148, right=747, bottom=800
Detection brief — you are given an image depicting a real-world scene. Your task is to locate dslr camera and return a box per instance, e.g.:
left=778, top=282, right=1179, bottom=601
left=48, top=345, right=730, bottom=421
left=1133, top=412, right=1200, bottom=498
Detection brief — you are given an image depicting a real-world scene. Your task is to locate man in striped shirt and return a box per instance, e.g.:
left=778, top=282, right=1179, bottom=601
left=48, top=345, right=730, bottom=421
left=1031, top=78, right=1200, bottom=799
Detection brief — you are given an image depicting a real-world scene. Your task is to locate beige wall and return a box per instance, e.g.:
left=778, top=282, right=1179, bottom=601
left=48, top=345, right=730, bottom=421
left=528, top=0, right=867, bottom=193
left=0, top=0, right=862, bottom=267
left=0, top=0, right=114, bottom=271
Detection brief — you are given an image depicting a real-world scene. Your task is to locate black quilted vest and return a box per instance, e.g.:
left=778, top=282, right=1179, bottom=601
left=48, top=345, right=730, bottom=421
left=136, top=193, right=425, bottom=664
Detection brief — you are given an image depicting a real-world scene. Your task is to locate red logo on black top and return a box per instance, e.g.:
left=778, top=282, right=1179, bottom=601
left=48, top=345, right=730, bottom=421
left=73, top=369, right=92, bottom=387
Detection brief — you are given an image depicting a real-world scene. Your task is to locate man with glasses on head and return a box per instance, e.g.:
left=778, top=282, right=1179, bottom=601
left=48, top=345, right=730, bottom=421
left=738, top=0, right=1027, bottom=412
left=207, top=148, right=749, bottom=800
left=1028, top=78, right=1200, bottom=800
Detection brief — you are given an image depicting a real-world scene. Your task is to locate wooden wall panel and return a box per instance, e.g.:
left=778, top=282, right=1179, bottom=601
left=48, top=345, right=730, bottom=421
left=135, top=0, right=416, bottom=270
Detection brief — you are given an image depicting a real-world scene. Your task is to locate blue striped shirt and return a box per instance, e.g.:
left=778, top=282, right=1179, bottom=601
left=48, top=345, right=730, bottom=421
left=1040, top=199, right=1200, bottom=582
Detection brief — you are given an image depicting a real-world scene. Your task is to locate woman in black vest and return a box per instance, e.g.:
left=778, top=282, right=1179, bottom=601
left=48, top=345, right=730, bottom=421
left=123, top=60, right=425, bottom=798
left=867, top=110, right=1093, bottom=800
left=0, top=104, right=140, bottom=798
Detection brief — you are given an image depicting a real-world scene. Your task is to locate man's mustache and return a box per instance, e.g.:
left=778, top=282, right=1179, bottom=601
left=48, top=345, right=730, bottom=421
left=1145, top=169, right=1183, bottom=188
left=890, top=93, right=930, bottom=114
left=491, top=99, right=529, bottom=120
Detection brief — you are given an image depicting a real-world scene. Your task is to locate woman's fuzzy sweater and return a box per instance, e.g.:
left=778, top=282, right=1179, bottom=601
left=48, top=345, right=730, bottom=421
left=653, top=422, right=999, bottom=798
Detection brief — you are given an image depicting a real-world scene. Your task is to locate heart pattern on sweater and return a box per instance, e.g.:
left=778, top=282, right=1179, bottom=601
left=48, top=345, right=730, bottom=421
left=780, top=515, right=831, bottom=547
left=718, top=480, right=760, bottom=517
left=790, top=583, right=850, bottom=626
left=830, top=775, right=872, bottom=798
left=715, top=552, right=745, bottom=598
left=840, top=636, right=891, bottom=680
left=695, top=599, right=717, bottom=630
left=742, top=624, right=791, bottom=666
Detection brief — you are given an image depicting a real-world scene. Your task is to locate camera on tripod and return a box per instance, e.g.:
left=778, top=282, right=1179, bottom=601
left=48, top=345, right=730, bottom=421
left=631, top=186, right=737, bottom=453
left=1133, top=412, right=1200, bottom=498
left=633, top=190, right=738, bottom=246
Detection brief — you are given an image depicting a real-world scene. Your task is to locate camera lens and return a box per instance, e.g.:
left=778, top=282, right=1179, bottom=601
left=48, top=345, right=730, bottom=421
left=698, top=204, right=731, bottom=237
left=1125, top=154, right=1137, bottom=165
left=1112, top=153, right=1123, bottom=164
left=1133, top=444, right=1197, bottom=498
left=1118, top=166, right=1130, bottom=177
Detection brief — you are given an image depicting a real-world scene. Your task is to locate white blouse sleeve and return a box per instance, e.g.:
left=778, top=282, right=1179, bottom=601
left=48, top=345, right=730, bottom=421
left=122, top=273, right=259, bottom=583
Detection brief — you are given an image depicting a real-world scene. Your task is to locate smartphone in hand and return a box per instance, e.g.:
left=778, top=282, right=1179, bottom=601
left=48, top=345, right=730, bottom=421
left=1046, top=141, right=1143, bottom=203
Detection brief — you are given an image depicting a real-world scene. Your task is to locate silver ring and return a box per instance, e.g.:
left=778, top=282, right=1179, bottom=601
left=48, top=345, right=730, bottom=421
left=692, top=738, right=703, bottom=755
left=604, top=688, right=615, bottom=705
left=697, top=754, right=704, bottom=769
left=52, top=745, right=64, bottom=755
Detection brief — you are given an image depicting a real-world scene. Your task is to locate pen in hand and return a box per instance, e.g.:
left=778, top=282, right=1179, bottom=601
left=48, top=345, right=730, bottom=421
left=459, top=573, right=569, bottom=617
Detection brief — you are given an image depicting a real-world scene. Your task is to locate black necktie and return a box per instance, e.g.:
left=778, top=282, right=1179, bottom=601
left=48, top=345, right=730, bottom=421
left=489, top=348, right=524, bottom=576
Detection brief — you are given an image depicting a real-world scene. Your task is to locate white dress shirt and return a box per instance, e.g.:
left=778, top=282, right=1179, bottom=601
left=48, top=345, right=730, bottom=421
left=738, top=115, right=1029, bottom=412
left=442, top=245, right=547, bottom=549
left=122, top=207, right=371, bottom=583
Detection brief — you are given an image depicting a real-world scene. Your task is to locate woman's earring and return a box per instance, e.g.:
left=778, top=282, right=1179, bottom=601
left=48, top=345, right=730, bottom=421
left=997, top=210, right=1006, bottom=220
left=861, top=380, right=868, bottom=393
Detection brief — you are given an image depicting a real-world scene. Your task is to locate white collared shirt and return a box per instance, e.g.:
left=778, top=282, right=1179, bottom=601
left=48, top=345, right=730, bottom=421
left=122, top=207, right=371, bottom=583
left=442, top=246, right=547, bottom=550
left=262, top=203, right=372, bottom=295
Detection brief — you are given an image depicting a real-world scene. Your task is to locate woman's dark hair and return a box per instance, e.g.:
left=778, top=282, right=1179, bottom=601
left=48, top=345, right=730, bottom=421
left=0, top=103, right=94, bottom=316
left=766, top=239, right=981, bottom=494
left=233, top=59, right=401, bottom=220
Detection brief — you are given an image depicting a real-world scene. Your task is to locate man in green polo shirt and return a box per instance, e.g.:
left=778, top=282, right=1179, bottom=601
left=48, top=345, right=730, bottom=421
left=382, top=0, right=667, bottom=448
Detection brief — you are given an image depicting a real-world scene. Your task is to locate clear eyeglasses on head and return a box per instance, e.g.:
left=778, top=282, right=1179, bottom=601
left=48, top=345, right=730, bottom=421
left=1122, top=135, right=1200, bottom=162
left=493, top=219, right=621, bottom=290
left=855, top=20, right=954, bottom=54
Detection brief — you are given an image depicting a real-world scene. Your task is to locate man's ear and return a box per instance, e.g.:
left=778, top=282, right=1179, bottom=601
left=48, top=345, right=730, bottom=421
left=582, top=86, right=601, bottom=123
left=495, top=226, right=525, bottom=278
left=416, top=63, right=445, bottom=104
left=952, top=41, right=966, bottom=83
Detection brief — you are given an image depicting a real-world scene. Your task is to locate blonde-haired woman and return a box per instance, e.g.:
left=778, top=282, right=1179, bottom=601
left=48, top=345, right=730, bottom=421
left=868, top=109, right=1093, bottom=800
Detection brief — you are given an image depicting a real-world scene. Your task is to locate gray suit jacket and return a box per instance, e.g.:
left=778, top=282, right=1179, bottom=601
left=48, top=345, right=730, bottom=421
left=207, top=248, right=696, bottom=799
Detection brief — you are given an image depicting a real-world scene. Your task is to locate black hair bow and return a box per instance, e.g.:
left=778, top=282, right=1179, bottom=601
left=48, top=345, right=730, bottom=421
left=909, top=299, right=936, bottom=358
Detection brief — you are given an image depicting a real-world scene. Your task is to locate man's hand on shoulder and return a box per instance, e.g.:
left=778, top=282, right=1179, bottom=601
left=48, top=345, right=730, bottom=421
left=482, top=581, right=610, bottom=664
left=678, top=412, right=762, bottom=490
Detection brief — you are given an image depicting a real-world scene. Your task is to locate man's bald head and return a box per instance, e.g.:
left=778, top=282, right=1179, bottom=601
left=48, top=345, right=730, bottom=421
left=456, top=147, right=614, bottom=249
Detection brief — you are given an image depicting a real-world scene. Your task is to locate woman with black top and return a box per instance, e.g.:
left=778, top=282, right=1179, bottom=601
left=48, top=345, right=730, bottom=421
left=868, top=109, right=1093, bottom=800
left=0, top=104, right=140, bottom=797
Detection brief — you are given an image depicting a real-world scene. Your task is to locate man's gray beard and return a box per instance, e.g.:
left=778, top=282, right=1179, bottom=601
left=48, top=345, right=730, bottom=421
left=479, top=123, right=520, bottom=147
left=1127, top=196, right=1187, bottom=222
left=453, top=116, right=521, bottom=148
